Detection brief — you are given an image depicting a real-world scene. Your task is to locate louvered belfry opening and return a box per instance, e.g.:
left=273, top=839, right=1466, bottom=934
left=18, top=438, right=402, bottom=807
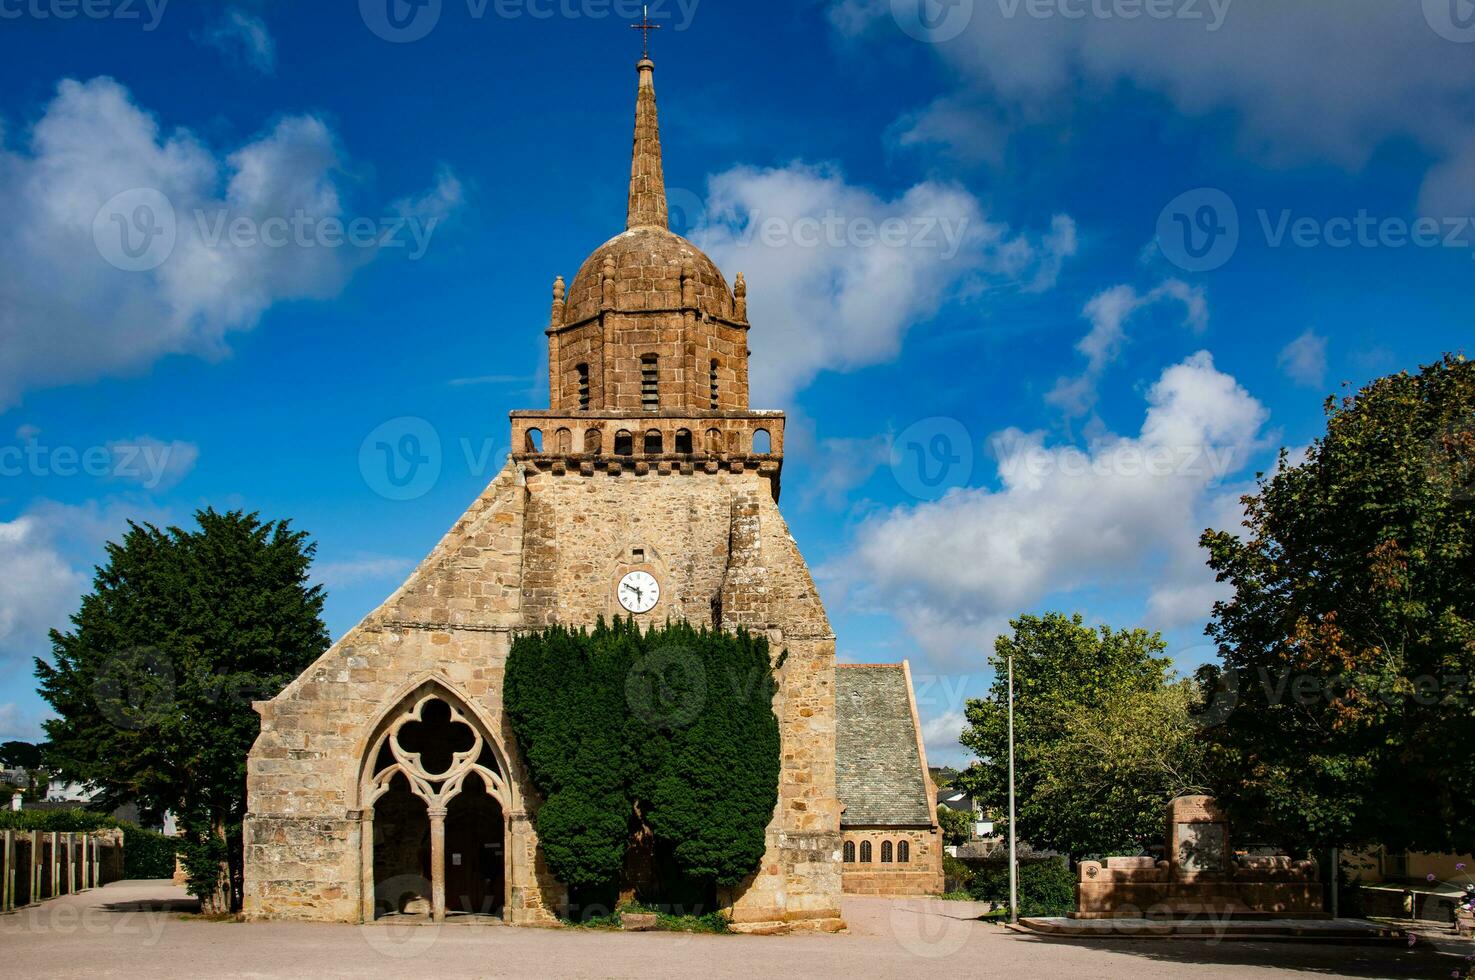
left=710, top=359, right=719, bottom=409
left=641, top=355, right=659, bottom=410
left=577, top=364, right=590, bottom=410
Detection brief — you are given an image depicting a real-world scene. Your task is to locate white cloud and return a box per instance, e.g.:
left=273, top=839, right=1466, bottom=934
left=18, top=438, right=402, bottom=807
left=1047, top=279, right=1207, bottom=418
left=201, top=10, right=277, bottom=74
left=0, top=702, right=45, bottom=742
left=0, top=77, right=462, bottom=410
left=836, top=351, right=1268, bottom=666
left=1278, top=329, right=1329, bottom=388
left=830, top=1, right=1475, bottom=206
left=315, top=555, right=414, bottom=590
left=0, top=516, right=86, bottom=667
left=688, top=163, right=1076, bottom=402
left=0, top=499, right=173, bottom=671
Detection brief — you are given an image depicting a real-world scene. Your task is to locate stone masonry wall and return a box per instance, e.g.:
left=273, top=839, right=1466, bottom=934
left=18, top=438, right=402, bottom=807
left=245, top=459, right=842, bottom=929
left=841, top=828, right=945, bottom=897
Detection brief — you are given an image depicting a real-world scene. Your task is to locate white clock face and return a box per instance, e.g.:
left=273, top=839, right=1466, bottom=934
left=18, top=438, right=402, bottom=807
left=617, top=571, right=661, bottom=614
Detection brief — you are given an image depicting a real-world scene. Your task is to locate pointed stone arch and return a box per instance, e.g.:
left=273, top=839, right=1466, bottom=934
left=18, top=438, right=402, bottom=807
left=354, top=675, right=513, bottom=922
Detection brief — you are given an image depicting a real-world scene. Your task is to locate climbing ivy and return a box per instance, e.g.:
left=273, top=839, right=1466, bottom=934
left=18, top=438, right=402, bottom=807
left=503, top=619, right=781, bottom=895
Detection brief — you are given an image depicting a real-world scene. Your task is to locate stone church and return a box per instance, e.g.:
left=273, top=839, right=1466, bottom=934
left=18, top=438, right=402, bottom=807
left=243, top=53, right=939, bottom=932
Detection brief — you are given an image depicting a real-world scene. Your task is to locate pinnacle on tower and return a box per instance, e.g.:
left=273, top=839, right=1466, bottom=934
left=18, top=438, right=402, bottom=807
left=627, top=57, right=669, bottom=231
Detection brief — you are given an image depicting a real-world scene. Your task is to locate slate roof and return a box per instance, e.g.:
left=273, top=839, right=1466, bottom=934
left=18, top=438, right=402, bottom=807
left=835, top=664, right=935, bottom=828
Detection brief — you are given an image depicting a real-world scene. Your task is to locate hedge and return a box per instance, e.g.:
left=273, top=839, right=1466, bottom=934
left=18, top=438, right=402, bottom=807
left=968, top=857, right=1076, bottom=917
left=0, top=810, right=178, bottom=879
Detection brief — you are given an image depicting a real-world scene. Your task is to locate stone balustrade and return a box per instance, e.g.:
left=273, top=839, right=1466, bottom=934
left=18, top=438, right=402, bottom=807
left=510, top=411, right=785, bottom=495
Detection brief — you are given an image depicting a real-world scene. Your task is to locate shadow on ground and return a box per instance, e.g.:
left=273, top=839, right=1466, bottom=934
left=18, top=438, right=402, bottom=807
left=99, top=898, right=201, bottom=915
left=1011, top=933, right=1453, bottom=978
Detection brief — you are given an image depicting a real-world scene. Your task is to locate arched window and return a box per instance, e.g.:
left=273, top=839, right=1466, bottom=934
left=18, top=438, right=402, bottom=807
left=881, top=841, right=893, bottom=863
left=524, top=428, right=543, bottom=453
left=614, top=430, right=634, bottom=457
left=709, top=359, right=720, bottom=409
left=752, top=429, right=772, bottom=454
left=576, top=363, right=590, bottom=410
left=705, top=428, right=722, bottom=453
left=644, top=429, right=663, bottom=455
left=897, top=840, right=910, bottom=863
left=843, top=840, right=855, bottom=863
left=859, top=841, right=872, bottom=863
left=584, top=428, right=602, bottom=455
left=641, top=355, right=659, bottom=411
left=675, top=429, right=693, bottom=454
left=555, top=428, right=572, bottom=454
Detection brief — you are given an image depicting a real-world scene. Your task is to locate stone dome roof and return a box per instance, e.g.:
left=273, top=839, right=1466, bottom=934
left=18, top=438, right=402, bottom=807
left=563, top=225, right=735, bottom=324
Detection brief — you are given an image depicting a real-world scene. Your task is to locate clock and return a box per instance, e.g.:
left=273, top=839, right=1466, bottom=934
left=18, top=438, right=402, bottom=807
left=617, top=571, right=661, bottom=614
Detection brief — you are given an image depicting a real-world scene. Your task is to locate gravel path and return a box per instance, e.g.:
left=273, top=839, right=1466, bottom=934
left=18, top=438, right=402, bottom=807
left=0, top=881, right=1459, bottom=979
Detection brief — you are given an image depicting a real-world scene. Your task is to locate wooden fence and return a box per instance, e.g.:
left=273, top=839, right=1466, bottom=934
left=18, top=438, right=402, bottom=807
left=0, top=828, right=125, bottom=913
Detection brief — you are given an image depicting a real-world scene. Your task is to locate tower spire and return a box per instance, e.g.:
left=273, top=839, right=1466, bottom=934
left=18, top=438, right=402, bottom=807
left=626, top=54, right=669, bottom=230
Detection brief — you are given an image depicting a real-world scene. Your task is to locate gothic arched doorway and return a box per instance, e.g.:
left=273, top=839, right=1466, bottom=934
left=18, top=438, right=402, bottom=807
left=361, top=688, right=510, bottom=922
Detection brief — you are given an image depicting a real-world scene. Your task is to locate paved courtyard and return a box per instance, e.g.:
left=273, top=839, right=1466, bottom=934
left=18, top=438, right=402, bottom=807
left=0, top=881, right=1464, bottom=979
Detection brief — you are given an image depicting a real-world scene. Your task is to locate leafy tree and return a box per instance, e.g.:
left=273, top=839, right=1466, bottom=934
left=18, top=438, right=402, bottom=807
left=34, top=510, right=329, bottom=913
left=937, top=805, right=972, bottom=847
left=0, top=741, right=45, bottom=794
left=1199, top=354, right=1475, bottom=855
left=504, top=619, right=781, bottom=903
left=957, top=613, right=1207, bottom=857
left=0, top=741, right=43, bottom=770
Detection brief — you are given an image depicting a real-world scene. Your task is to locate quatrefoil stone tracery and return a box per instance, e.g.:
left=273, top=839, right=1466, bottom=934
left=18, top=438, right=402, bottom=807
left=366, top=694, right=505, bottom=810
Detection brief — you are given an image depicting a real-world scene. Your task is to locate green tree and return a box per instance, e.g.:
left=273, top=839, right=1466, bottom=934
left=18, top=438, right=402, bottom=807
left=1199, top=354, right=1475, bottom=855
left=957, top=613, right=1207, bottom=857
left=937, top=804, right=971, bottom=847
left=504, top=619, right=781, bottom=903
left=34, top=510, right=329, bottom=913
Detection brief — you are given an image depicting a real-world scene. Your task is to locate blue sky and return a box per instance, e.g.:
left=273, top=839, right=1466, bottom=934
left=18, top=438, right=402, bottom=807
left=0, top=0, right=1471, bottom=766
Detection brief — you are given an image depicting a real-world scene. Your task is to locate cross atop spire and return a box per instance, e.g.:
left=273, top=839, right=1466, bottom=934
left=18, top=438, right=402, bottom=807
left=630, top=5, right=661, bottom=59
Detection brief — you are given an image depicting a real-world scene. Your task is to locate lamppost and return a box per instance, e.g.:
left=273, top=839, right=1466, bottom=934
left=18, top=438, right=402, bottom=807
left=1008, top=649, right=1018, bottom=924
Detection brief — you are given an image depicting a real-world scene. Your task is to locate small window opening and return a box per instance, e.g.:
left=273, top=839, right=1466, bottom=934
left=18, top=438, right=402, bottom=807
left=642, top=355, right=659, bottom=411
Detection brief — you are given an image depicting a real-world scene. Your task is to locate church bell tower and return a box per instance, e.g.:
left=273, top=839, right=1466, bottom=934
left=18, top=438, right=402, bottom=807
left=512, top=55, right=783, bottom=500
